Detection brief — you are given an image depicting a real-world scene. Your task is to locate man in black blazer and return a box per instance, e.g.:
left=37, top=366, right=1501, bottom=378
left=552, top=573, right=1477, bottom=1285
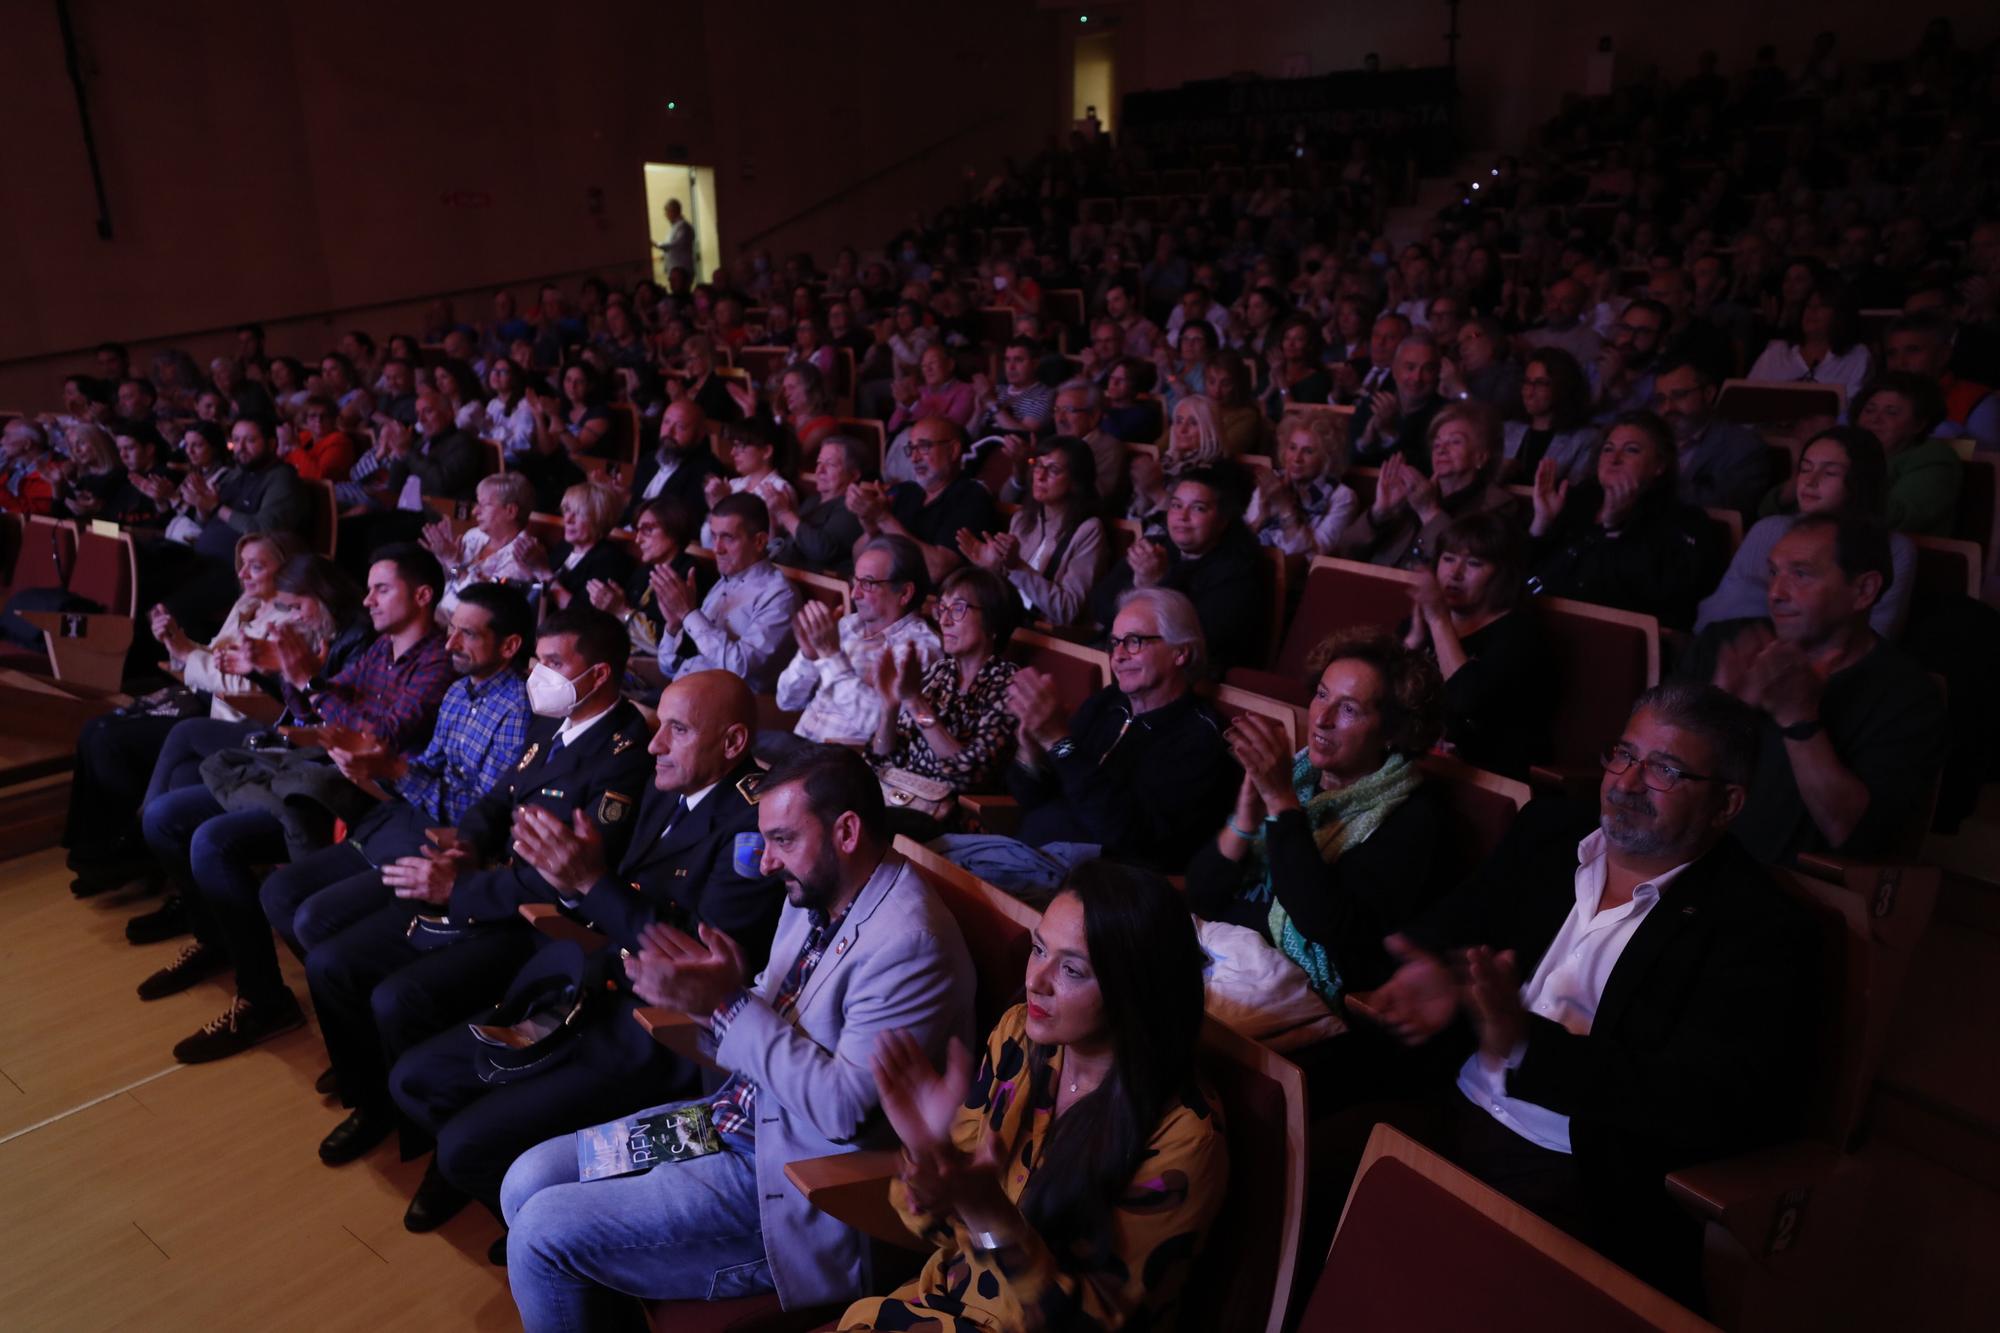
left=306, top=608, right=653, bottom=1175
left=385, top=670, right=784, bottom=1242
left=624, top=398, right=723, bottom=526
left=1350, top=681, right=1818, bottom=1304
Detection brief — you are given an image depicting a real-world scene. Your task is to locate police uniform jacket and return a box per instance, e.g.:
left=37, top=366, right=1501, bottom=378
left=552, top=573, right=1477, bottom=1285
left=446, top=699, right=653, bottom=922
left=572, top=757, right=787, bottom=970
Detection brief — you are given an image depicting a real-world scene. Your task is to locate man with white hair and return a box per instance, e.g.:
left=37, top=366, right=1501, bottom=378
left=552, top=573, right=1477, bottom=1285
left=931, top=587, right=1239, bottom=897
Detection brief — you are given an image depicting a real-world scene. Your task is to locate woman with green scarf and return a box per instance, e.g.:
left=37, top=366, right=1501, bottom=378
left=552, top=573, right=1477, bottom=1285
left=1187, top=627, right=1450, bottom=1017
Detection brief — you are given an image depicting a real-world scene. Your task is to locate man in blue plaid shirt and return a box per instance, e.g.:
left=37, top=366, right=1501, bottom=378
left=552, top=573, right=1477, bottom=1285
left=254, top=582, right=537, bottom=965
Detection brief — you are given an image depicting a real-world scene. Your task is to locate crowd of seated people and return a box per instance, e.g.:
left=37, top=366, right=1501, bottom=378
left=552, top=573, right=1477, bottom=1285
left=4, top=20, right=1996, bottom=1329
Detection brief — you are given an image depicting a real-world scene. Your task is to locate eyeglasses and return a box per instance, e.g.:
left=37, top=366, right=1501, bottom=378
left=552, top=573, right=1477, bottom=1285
left=935, top=599, right=977, bottom=624
left=906, top=438, right=949, bottom=455
left=1108, top=632, right=1165, bottom=655
left=851, top=575, right=903, bottom=593
left=1614, top=322, right=1661, bottom=338
left=1599, top=742, right=1720, bottom=792
left=1029, top=459, right=1068, bottom=476
left=634, top=521, right=663, bottom=535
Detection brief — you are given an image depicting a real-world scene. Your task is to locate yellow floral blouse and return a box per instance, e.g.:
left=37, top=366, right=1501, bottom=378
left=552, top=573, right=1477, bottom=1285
left=838, top=1004, right=1228, bottom=1332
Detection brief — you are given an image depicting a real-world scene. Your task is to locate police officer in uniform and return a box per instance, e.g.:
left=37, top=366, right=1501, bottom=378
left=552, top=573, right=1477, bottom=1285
left=306, top=608, right=653, bottom=1181
left=386, top=671, right=786, bottom=1250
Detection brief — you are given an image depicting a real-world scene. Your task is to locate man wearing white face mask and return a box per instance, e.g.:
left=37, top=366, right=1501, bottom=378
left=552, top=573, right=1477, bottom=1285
left=301, top=606, right=654, bottom=1217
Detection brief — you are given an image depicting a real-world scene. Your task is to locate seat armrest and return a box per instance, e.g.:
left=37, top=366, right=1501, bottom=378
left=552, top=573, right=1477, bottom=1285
left=784, top=1150, right=923, bottom=1250
left=956, top=793, right=1022, bottom=838
left=1665, top=1140, right=1844, bottom=1256
left=631, top=1005, right=725, bottom=1072
left=517, top=904, right=610, bottom=951
left=1790, top=851, right=1849, bottom=884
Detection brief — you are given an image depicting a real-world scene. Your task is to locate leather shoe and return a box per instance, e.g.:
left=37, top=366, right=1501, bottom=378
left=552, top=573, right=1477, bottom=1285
left=488, top=1233, right=508, bottom=1266
left=403, top=1159, right=471, bottom=1233
left=127, top=894, right=191, bottom=945
left=136, top=941, right=227, bottom=1001
left=314, top=1067, right=339, bottom=1097
left=319, top=1108, right=395, bottom=1166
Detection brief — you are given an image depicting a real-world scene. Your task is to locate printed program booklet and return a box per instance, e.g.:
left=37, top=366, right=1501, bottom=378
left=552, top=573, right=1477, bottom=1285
left=576, top=1103, right=723, bottom=1181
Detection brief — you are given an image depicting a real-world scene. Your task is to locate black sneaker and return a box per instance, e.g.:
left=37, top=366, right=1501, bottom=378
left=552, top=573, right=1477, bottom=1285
left=127, top=894, right=191, bottom=945
left=171, top=992, right=305, bottom=1064
left=314, top=1066, right=340, bottom=1097
left=136, top=941, right=228, bottom=1000
left=70, top=862, right=152, bottom=898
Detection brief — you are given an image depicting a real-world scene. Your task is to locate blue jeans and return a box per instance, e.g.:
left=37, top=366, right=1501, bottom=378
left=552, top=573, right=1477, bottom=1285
left=502, top=1105, right=768, bottom=1333
left=144, top=716, right=258, bottom=805
left=927, top=834, right=1102, bottom=900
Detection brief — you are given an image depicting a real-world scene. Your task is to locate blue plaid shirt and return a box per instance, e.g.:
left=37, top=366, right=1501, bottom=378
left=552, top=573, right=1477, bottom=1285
left=388, top=668, right=532, bottom=825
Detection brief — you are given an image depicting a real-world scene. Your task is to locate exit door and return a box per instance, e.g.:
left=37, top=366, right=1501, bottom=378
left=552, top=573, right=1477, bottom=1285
left=643, top=163, right=720, bottom=285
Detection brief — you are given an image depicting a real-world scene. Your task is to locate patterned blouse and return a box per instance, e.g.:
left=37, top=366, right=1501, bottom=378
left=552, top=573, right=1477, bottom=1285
left=877, top=656, right=1020, bottom=793
left=839, top=1004, right=1228, bottom=1332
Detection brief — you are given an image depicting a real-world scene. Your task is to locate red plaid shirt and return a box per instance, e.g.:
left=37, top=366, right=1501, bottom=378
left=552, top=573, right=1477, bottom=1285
left=287, top=628, right=454, bottom=755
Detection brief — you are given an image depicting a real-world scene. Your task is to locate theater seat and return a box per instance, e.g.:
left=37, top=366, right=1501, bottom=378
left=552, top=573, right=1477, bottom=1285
left=1665, top=860, right=1939, bottom=1332
left=1301, top=1124, right=1713, bottom=1332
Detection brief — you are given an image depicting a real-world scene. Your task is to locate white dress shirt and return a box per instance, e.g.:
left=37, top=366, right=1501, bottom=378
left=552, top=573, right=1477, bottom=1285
left=657, top=559, right=799, bottom=693
left=774, top=611, right=941, bottom=745
left=1455, top=828, right=1692, bottom=1155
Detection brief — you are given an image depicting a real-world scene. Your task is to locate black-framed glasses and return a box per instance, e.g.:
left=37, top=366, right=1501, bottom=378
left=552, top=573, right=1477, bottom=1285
left=1108, top=632, right=1165, bottom=655
left=936, top=598, right=978, bottom=625
left=1600, top=742, right=1719, bottom=792
left=851, top=575, right=900, bottom=593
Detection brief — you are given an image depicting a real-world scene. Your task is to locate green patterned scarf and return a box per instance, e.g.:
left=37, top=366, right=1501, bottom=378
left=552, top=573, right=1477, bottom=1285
left=1245, top=749, right=1422, bottom=1004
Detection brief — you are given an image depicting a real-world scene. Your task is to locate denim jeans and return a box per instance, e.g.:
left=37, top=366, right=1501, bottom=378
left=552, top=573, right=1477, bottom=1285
left=927, top=833, right=1102, bottom=901
left=502, top=1105, right=767, bottom=1333
left=144, top=716, right=259, bottom=805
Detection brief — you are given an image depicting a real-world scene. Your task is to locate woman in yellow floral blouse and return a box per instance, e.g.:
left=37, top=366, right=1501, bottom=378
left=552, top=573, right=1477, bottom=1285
left=841, top=860, right=1227, bottom=1332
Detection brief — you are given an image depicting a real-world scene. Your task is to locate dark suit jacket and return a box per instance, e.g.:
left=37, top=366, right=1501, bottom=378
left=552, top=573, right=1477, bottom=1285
left=574, top=758, right=786, bottom=971
left=448, top=699, right=656, bottom=922
left=549, top=539, right=638, bottom=605
left=626, top=446, right=725, bottom=525
left=389, top=429, right=482, bottom=501
left=1406, top=798, right=1818, bottom=1228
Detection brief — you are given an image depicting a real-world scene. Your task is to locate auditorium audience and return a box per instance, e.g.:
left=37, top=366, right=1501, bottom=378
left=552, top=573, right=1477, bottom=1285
left=849, top=416, right=1000, bottom=584
left=1685, top=513, right=1947, bottom=863
left=499, top=745, right=974, bottom=1326
left=934, top=588, right=1238, bottom=895
left=1701, top=427, right=1916, bottom=638
left=1503, top=348, right=1600, bottom=485
left=426, top=472, right=545, bottom=612
left=776, top=535, right=939, bottom=747
left=536, top=481, right=634, bottom=611
left=1847, top=372, right=1963, bottom=536
left=1406, top=513, right=1558, bottom=779
left=1350, top=683, right=1818, bottom=1303
left=1652, top=355, right=1779, bottom=518
left=1746, top=279, right=1873, bottom=401
left=771, top=434, right=870, bottom=577
left=1527, top=410, right=1729, bottom=629
left=588, top=494, right=711, bottom=665
left=654, top=492, right=798, bottom=692
left=1091, top=469, right=1267, bottom=674
left=1245, top=414, right=1358, bottom=558
left=1188, top=627, right=1449, bottom=1006
left=843, top=860, right=1223, bottom=1332
left=1344, top=402, right=1524, bottom=570
left=959, top=436, right=1110, bottom=627
left=1350, top=331, right=1447, bottom=470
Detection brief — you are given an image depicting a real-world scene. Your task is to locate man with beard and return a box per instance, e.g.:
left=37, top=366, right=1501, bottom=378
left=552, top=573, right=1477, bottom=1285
left=625, top=398, right=722, bottom=525
left=847, top=416, right=999, bottom=585
left=1589, top=297, right=1668, bottom=416
left=1347, top=682, right=1817, bottom=1305
left=1651, top=354, right=1776, bottom=519
left=497, top=744, right=975, bottom=1326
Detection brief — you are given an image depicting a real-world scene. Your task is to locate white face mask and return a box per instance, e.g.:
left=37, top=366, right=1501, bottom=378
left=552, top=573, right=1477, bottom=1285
left=526, top=661, right=598, bottom=719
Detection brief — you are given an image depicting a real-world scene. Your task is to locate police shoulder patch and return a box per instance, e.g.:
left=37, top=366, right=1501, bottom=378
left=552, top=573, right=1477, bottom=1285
left=732, top=832, right=766, bottom=878
left=597, top=791, right=634, bottom=825
left=736, top=770, right=765, bottom=805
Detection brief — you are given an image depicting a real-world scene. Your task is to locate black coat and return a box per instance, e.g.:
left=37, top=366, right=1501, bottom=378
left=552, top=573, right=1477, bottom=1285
left=572, top=758, right=786, bottom=973
left=627, top=446, right=726, bottom=525
left=448, top=700, right=657, bottom=922
left=1529, top=482, right=1728, bottom=630
left=1406, top=798, right=1818, bottom=1270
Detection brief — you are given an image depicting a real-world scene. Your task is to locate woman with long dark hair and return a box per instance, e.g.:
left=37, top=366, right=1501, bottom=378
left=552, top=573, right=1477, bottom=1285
left=960, top=436, right=1109, bottom=627
left=846, top=859, right=1226, bottom=1332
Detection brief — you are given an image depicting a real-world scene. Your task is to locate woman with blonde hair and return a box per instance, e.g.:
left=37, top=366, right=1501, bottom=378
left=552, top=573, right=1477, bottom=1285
left=424, top=471, right=547, bottom=611
left=1245, top=412, right=1358, bottom=556
left=1342, top=400, right=1523, bottom=570
left=1128, top=394, right=1223, bottom=522
left=533, top=480, right=634, bottom=609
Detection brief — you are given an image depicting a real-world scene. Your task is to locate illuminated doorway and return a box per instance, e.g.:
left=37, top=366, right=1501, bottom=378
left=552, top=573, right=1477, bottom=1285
left=643, top=163, right=720, bottom=286
left=1072, top=32, right=1114, bottom=136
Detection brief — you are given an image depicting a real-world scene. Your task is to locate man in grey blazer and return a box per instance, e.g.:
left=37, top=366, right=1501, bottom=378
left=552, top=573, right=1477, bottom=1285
left=498, top=744, right=976, bottom=1329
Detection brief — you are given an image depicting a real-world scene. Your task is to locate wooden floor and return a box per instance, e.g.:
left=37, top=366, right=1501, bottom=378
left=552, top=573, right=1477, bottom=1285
left=0, top=848, right=517, bottom=1331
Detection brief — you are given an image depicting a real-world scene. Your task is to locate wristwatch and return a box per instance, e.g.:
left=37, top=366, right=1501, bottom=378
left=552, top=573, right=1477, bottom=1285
left=967, top=1227, right=1014, bottom=1253
left=1777, top=717, right=1823, bottom=741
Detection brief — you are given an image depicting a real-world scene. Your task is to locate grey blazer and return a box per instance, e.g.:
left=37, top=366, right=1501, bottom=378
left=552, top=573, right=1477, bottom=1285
left=711, top=851, right=976, bottom=1309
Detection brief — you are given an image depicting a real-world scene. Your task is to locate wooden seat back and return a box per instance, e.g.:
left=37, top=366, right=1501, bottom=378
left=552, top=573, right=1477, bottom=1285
left=1910, top=534, right=1982, bottom=604
left=69, top=525, right=137, bottom=617
left=1716, top=380, right=1844, bottom=427
left=780, top=565, right=851, bottom=617
left=306, top=480, right=338, bottom=559
left=1178, top=1018, right=1310, bottom=1333
left=974, top=307, right=1015, bottom=348
left=1532, top=595, right=1661, bottom=775
left=893, top=835, right=1039, bottom=1031
left=1005, top=627, right=1110, bottom=715
left=1416, top=753, right=1530, bottom=884
left=733, top=346, right=789, bottom=388
left=1304, top=1125, right=1714, bottom=1332
left=11, top=516, right=75, bottom=597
